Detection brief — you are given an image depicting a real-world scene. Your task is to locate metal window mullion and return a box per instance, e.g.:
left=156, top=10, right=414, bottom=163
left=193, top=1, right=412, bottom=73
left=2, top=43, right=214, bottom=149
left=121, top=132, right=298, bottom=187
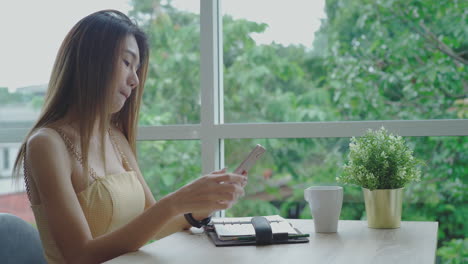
left=138, top=125, right=201, bottom=140
left=217, top=0, right=225, bottom=172
left=135, top=120, right=468, bottom=140
left=200, top=0, right=225, bottom=218
left=1, top=120, right=468, bottom=143
left=212, top=120, right=468, bottom=139
left=200, top=0, right=223, bottom=176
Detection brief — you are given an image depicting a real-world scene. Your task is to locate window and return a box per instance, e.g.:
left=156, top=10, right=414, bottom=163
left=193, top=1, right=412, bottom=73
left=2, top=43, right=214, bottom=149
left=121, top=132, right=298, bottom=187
left=134, top=0, right=202, bottom=125
left=221, top=0, right=467, bottom=123
left=1, top=1, right=466, bottom=262
left=137, top=140, right=201, bottom=200
left=3, top=148, right=9, bottom=170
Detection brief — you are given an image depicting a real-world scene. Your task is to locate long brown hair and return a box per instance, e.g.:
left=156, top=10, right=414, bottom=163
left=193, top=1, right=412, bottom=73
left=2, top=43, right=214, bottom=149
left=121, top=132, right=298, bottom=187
left=13, top=10, right=149, bottom=184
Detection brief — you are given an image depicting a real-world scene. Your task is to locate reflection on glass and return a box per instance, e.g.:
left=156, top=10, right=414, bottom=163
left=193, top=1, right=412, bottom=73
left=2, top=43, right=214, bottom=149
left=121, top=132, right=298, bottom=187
left=137, top=140, right=201, bottom=200
left=222, top=0, right=466, bottom=122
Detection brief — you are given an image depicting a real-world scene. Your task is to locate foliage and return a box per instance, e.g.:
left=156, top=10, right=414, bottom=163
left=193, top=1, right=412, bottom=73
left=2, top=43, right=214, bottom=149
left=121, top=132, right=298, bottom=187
left=338, top=127, right=422, bottom=190
left=0, top=87, right=28, bottom=105
left=227, top=199, right=279, bottom=217
left=130, top=0, right=201, bottom=125
left=437, top=238, right=468, bottom=264
left=317, top=0, right=467, bottom=122
left=136, top=140, right=201, bottom=200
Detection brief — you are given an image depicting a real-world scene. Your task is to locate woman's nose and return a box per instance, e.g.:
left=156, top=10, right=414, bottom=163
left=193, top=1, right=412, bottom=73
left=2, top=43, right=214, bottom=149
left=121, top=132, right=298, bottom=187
left=129, top=71, right=139, bottom=89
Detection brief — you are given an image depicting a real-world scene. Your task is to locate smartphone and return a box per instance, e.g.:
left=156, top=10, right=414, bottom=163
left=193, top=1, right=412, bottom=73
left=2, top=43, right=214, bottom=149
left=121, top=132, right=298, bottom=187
left=233, top=144, right=266, bottom=175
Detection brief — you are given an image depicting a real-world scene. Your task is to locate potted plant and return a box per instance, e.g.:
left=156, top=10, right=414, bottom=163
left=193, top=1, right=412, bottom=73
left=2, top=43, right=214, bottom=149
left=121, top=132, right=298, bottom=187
left=337, top=127, right=422, bottom=228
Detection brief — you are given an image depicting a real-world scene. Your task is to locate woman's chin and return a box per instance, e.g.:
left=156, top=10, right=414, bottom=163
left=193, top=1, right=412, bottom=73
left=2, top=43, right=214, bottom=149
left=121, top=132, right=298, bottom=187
left=111, top=101, right=126, bottom=114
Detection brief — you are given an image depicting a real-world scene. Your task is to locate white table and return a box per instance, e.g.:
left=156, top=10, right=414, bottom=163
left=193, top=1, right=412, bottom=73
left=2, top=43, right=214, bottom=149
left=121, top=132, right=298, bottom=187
left=105, top=220, right=438, bottom=264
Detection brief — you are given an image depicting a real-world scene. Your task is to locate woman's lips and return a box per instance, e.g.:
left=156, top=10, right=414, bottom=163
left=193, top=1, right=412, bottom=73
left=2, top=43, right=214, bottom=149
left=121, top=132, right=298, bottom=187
left=120, top=91, right=129, bottom=98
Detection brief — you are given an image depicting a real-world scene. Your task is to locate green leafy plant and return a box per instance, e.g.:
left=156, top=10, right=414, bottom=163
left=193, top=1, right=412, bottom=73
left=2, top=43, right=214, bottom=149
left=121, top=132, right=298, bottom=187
left=337, top=127, right=422, bottom=190
left=437, top=238, right=468, bottom=264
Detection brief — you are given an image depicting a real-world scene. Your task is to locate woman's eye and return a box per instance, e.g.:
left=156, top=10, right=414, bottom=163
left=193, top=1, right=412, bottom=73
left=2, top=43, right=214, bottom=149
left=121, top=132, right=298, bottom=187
left=123, top=60, right=130, bottom=67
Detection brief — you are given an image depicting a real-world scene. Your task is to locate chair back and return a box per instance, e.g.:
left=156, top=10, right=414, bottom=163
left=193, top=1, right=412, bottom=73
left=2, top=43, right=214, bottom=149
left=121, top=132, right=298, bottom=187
left=0, top=213, right=47, bottom=264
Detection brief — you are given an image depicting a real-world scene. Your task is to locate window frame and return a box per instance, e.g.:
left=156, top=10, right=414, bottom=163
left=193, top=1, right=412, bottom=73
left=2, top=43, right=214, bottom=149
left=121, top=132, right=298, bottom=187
left=0, top=0, right=467, bottom=216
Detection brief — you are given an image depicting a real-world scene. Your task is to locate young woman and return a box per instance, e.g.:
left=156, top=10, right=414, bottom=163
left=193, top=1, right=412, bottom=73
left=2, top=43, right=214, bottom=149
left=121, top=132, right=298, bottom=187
left=13, top=10, right=247, bottom=264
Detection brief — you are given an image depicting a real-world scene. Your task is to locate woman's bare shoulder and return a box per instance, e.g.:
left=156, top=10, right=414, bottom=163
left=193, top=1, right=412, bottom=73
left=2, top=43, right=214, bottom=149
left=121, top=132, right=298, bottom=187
left=24, top=127, right=73, bottom=194
left=26, top=127, right=70, bottom=166
left=27, top=127, right=64, bottom=149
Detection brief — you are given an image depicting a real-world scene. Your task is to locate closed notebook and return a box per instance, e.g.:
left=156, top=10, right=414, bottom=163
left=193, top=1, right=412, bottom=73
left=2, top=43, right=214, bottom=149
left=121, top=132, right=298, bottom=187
left=211, top=215, right=298, bottom=241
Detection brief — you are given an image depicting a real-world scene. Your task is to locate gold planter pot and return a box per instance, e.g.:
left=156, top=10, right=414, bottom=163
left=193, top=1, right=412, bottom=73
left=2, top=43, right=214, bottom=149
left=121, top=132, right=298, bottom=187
left=362, top=187, right=403, bottom=229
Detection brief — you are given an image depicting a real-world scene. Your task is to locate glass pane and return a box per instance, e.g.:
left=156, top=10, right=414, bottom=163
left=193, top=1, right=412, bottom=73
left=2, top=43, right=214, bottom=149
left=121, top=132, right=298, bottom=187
left=224, top=136, right=466, bottom=258
left=222, top=0, right=467, bottom=123
left=0, top=143, right=28, bottom=223
left=131, top=0, right=201, bottom=125
left=0, top=1, right=134, bottom=129
left=137, top=140, right=201, bottom=200
left=0, top=87, right=41, bottom=129
left=0, top=0, right=201, bottom=129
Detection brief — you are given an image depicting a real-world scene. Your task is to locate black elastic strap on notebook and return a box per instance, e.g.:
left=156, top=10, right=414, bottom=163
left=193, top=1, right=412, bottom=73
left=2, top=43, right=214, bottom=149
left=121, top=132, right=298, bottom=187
left=251, top=216, right=273, bottom=245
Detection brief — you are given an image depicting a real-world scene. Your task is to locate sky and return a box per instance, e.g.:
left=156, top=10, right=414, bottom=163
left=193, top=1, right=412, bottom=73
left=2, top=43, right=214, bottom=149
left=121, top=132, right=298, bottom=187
left=0, top=0, right=325, bottom=91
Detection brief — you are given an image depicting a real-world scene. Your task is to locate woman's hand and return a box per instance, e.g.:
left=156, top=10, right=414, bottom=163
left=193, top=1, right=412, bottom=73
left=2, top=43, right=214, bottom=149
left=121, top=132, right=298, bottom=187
left=191, top=168, right=248, bottom=220
left=164, top=168, right=248, bottom=216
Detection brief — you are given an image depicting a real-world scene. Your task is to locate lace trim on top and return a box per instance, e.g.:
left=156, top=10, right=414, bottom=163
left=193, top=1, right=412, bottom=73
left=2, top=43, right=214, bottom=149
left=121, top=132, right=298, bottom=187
left=23, top=127, right=134, bottom=201
left=54, top=127, right=133, bottom=179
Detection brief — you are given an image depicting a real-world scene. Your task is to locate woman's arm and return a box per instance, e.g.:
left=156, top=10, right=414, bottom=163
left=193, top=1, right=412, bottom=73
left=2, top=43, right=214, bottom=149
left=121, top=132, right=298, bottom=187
left=27, top=128, right=245, bottom=264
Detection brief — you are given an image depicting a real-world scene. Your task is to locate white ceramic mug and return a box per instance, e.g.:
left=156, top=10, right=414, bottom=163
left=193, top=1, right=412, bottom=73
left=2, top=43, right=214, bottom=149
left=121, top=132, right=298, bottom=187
left=304, top=186, right=343, bottom=233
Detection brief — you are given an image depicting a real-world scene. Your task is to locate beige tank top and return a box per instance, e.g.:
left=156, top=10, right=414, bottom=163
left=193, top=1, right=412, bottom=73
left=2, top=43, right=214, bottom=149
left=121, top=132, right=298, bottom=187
left=27, top=128, right=146, bottom=263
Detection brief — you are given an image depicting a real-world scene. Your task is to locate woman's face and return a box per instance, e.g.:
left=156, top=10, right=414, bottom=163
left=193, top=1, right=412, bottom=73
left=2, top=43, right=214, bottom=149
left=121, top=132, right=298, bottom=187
left=111, top=34, right=140, bottom=113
